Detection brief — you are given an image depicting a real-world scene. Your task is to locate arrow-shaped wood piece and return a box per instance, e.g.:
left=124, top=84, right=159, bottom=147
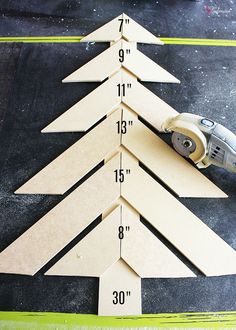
left=81, top=13, right=163, bottom=45
left=63, top=39, right=179, bottom=83
left=45, top=201, right=195, bottom=278
left=98, top=259, right=141, bottom=316
left=42, top=69, right=178, bottom=133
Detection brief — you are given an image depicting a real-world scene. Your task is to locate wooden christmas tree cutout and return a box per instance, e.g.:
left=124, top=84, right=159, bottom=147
left=1, top=14, right=236, bottom=316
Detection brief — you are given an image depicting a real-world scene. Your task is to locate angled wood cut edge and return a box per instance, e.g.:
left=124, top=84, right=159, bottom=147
left=121, top=151, right=236, bottom=276
left=122, top=108, right=227, bottom=198
left=45, top=206, right=121, bottom=277
left=120, top=204, right=195, bottom=278
left=42, top=71, right=122, bottom=133
left=16, top=110, right=122, bottom=195
left=98, top=259, right=141, bottom=316
left=0, top=155, right=120, bottom=275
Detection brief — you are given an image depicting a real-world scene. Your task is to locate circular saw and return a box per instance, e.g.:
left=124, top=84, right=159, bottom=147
left=162, top=113, right=236, bottom=173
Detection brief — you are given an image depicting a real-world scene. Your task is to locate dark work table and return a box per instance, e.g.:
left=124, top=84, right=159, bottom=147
left=0, top=0, right=236, bottom=314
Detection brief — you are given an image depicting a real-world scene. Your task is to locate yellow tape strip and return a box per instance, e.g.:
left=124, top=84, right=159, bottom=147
left=1, top=311, right=236, bottom=328
left=162, top=37, right=236, bottom=46
left=0, top=36, right=235, bottom=46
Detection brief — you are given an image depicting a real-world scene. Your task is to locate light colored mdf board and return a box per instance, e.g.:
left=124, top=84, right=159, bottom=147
left=121, top=151, right=236, bottom=276
left=16, top=110, right=122, bottom=195
left=63, top=39, right=178, bottom=84
left=0, top=155, right=120, bottom=275
left=42, top=71, right=122, bottom=133
left=122, top=74, right=179, bottom=131
left=80, top=14, right=122, bottom=43
left=122, top=109, right=227, bottom=198
left=63, top=40, right=122, bottom=83
left=43, top=68, right=179, bottom=133
left=98, top=259, right=141, bottom=316
left=81, top=13, right=163, bottom=45
left=122, top=40, right=179, bottom=83
left=122, top=13, right=163, bottom=45
left=45, top=206, right=121, bottom=277
left=120, top=204, right=195, bottom=278
left=31, top=104, right=225, bottom=197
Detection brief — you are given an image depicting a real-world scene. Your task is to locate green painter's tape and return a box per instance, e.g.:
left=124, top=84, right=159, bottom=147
left=0, top=36, right=235, bottom=46
left=1, top=311, right=236, bottom=329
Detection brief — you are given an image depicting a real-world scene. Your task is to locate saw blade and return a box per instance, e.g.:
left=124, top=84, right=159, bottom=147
left=172, top=132, right=196, bottom=158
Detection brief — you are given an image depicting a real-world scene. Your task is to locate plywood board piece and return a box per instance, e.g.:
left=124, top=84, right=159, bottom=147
left=42, top=71, right=122, bottom=133
left=122, top=109, right=227, bottom=198
left=81, top=13, right=163, bottom=45
left=0, top=155, right=120, bottom=275
left=16, top=110, right=122, bottom=195
left=121, top=151, right=236, bottom=276
left=120, top=204, right=195, bottom=278
left=63, top=39, right=178, bottom=83
left=98, top=259, right=141, bottom=316
left=46, top=206, right=121, bottom=277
